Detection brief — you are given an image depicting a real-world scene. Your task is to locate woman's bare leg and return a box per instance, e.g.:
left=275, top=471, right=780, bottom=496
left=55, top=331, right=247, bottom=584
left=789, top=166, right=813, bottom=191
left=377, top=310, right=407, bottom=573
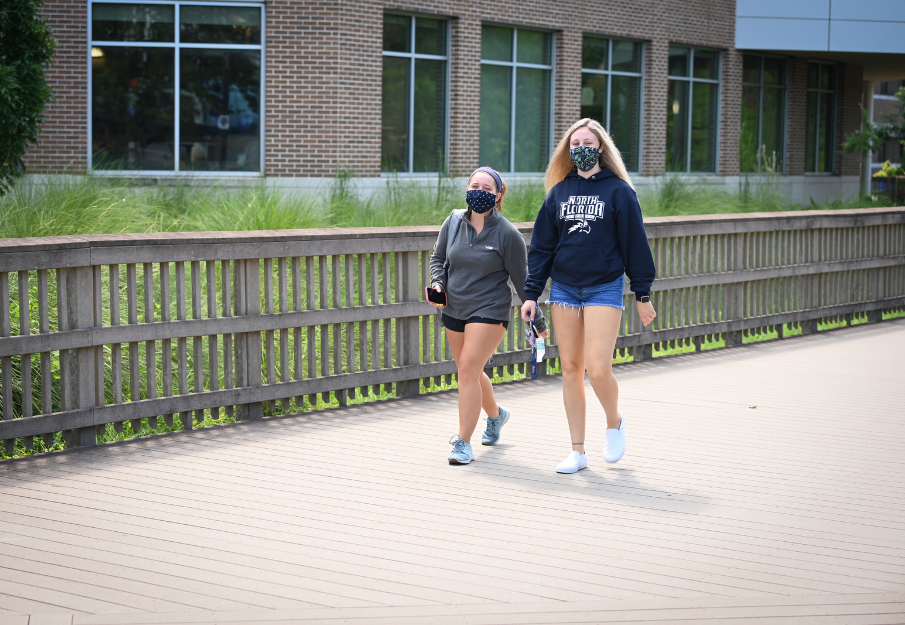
left=550, top=305, right=587, bottom=454
left=581, top=306, right=624, bottom=429
left=445, top=323, right=506, bottom=443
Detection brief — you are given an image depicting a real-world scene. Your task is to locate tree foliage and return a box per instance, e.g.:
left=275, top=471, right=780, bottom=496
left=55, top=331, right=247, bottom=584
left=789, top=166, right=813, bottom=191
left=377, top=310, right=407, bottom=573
left=0, top=0, right=56, bottom=196
left=844, top=87, right=905, bottom=157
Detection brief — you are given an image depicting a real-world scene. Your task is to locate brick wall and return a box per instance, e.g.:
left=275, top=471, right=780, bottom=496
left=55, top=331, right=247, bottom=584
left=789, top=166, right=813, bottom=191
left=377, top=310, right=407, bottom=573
left=719, top=49, right=743, bottom=176
left=25, top=0, right=88, bottom=173
left=264, top=1, right=346, bottom=177
left=446, top=12, right=481, bottom=176
left=838, top=62, right=864, bottom=176
left=785, top=58, right=809, bottom=176
left=30, top=0, right=864, bottom=181
left=641, top=39, right=668, bottom=177
left=552, top=27, right=581, bottom=149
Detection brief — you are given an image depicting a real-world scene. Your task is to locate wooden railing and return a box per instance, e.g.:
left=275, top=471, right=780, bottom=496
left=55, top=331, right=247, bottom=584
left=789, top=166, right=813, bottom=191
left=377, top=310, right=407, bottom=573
left=1, top=207, right=904, bottom=455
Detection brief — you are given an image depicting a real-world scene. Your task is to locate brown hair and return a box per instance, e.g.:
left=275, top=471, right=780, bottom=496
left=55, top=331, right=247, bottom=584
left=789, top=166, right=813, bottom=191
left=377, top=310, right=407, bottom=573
left=465, top=167, right=508, bottom=220
left=544, top=118, right=635, bottom=193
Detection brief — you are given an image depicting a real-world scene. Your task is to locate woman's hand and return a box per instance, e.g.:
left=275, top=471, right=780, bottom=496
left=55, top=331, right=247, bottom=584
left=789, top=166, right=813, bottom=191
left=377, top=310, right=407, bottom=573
left=521, top=300, right=549, bottom=339
left=427, top=285, right=445, bottom=309
left=636, top=300, right=657, bottom=326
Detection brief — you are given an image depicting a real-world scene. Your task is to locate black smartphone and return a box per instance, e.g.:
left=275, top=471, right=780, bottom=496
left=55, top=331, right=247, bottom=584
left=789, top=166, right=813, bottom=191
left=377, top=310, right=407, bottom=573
left=425, top=286, right=447, bottom=307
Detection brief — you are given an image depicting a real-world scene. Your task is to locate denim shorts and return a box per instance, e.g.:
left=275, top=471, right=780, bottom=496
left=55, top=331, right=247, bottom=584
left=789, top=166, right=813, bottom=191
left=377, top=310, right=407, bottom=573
left=548, top=275, right=626, bottom=310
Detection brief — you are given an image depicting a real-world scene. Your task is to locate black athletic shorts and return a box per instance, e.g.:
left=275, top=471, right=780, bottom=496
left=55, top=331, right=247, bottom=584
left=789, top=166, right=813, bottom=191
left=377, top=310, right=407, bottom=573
left=441, top=313, right=509, bottom=333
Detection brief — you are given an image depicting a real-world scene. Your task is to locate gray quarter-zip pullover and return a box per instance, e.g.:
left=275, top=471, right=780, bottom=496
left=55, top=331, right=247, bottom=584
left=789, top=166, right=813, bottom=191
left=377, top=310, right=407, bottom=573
left=429, top=209, right=529, bottom=322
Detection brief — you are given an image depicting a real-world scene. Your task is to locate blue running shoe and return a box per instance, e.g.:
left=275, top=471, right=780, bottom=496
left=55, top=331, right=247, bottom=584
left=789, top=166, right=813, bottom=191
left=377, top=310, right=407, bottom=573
left=448, top=435, right=474, bottom=465
left=481, top=406, right=511, bottom=446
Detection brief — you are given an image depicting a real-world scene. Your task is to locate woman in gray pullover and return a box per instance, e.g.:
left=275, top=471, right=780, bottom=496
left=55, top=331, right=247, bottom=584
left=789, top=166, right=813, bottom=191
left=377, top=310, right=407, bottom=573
left=428, top=167, right=530, bottom=465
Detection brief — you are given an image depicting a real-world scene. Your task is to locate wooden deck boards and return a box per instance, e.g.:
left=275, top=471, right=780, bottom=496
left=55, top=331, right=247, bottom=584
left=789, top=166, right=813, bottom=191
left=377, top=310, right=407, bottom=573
left=1, top=320, right=904, bottom=624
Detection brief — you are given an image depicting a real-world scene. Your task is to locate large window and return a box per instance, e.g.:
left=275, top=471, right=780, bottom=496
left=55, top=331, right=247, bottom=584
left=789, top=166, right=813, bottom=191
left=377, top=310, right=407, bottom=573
left=667, top=46, right=720, bottom=172
left=90, top=2, right=263, bottom=173
left=480, top=26, right=553, bottom=173
left=741, top=55, right=786, bottom=172
left=381, top=14, right=448, bottom=173
left=806, top=62, right=837, bottom=173
left=580, top=37, right=643, bottom=172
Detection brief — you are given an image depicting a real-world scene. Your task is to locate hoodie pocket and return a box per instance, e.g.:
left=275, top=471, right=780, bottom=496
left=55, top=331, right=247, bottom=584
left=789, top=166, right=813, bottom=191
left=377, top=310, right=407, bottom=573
left=553, top=246, right=609, bottom=278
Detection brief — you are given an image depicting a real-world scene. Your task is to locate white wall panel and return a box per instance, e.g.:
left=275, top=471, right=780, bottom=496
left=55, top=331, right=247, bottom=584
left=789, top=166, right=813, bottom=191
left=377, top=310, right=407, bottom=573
left=831, top=0, right=905, bottom=21
left=736, top=17, right=829, bottom=50
left=830, top=20, right=905, bottom=53
left=736, top=0, right=829, bottom=19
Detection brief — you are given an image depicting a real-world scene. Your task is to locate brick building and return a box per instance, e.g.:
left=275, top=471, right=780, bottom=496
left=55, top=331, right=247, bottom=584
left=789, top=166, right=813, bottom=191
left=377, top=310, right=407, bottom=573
left=25, top=0, right=905, bottom=203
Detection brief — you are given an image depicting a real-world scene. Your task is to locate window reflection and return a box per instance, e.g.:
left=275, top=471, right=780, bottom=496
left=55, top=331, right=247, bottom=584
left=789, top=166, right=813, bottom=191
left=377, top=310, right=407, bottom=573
left=89, top=2, right=262, bottom=173
left=479, top=25, right=552, bottom=173
left=806, top=62, right=836, bottom=173
left=666, top=80, right=688, bottom=172
left=180, top=5, right=261, bottom=45
left=741, top=55, right=786, bottom=173
left=92, top=3, right=174, bottom=42
left=180, top=49, right=261, bottom=172
left=667, top=46, right=720, bottom=173
left=92, top=46, right=175, bottom=170
left=480, top=64, right=512, bottom=172
left=381, top=14, right=449, bottom=173
left=382, top=56, right=409, bottom=172
left=581, top=36, right=642, bottom=171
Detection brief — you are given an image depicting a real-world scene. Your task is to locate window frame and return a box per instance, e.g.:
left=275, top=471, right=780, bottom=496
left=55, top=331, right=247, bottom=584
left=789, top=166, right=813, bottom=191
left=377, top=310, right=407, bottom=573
left=806, top=60, right=838, bottom=175
left=479, top=23, right=556, bottom=174
left=87, top=0, right=266, bottom=176
left=667, top=45, right=722, bottom=174
left=741, top=53, right=787, bottom=173
left=580, top=35, right=645, bottom=173
left=381, top=11, right=452, bottom=176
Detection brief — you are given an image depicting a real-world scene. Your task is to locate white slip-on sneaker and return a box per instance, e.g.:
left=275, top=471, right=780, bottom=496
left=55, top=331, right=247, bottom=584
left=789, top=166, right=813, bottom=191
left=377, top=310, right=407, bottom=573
left=604, top=412, right=626, bottom=463
left=556, top=450, right=588, bottom=474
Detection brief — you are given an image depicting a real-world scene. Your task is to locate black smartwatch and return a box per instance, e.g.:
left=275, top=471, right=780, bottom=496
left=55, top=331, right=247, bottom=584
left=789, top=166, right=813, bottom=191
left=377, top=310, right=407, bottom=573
left=639, top=295, right=651, bottom=303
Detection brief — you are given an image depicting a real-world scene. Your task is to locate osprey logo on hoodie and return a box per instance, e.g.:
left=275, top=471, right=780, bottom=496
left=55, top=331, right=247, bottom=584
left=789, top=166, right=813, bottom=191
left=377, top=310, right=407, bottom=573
left=560, top=195, right=605, bottom=235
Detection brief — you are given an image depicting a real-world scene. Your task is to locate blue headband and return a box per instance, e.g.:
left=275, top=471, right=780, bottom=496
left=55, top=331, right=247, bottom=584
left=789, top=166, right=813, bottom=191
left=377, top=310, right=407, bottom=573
left=470, top=167, right=504, bottom=194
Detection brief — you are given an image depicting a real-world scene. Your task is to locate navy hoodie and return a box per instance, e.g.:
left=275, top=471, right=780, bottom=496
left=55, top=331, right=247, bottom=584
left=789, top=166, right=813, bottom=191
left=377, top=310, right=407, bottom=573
left=524, top=168, right=656, bottom=302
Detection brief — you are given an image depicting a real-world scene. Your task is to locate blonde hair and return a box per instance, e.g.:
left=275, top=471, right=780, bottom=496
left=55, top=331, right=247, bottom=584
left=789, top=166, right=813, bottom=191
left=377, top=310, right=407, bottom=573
left=544, top=118, right=635, bottom=193
left=466, top=167, right=508, bottom=215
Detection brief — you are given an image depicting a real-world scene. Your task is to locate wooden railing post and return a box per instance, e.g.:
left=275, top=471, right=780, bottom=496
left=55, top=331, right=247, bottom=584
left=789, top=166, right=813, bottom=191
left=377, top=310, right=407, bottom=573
left=237, top=258, right=263, bottom=419
left=801, top=229, right=821, bottom=334
left=868, top=225, right=886, bottom=323
left=398, top=251, right=421, bottom=397
left=1, top=272, right=11, bottom=454
left=725, top=233, right=745, bottom=347
left=65, top=266, right=97, bottom=447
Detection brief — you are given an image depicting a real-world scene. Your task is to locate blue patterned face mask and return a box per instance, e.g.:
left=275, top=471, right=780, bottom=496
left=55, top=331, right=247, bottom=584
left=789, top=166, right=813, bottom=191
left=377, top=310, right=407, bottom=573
left=466, top=189, right=496, bottom=214
left=570, top=145, right=600, bottom=172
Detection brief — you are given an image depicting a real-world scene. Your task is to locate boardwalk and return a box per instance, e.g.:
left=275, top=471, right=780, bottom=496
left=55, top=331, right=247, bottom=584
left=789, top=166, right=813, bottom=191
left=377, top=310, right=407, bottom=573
left=1, top=320, right=904, bottom=625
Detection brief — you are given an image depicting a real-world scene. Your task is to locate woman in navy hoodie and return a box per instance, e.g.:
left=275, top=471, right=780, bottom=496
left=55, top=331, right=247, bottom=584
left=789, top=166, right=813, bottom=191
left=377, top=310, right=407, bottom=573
left=521, top=118, right=656, bottom=474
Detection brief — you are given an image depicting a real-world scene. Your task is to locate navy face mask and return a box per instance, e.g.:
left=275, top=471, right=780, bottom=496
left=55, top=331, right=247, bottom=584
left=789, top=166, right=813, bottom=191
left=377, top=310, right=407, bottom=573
left=570, top=145, right=600, bottom=172
left=466, top=189, right=497, bottom=214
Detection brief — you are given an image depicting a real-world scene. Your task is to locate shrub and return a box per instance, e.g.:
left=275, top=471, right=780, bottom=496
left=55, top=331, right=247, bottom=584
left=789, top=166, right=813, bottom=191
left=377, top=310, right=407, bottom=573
left=0, top=0, right=56, bottom=195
